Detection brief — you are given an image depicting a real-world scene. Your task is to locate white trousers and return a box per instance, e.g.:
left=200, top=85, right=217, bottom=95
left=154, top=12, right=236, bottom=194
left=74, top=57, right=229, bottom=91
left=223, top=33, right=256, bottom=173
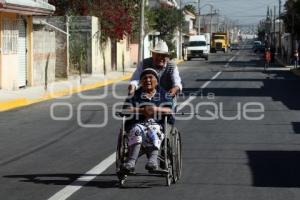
left=128, top=121, right=164, bottom=150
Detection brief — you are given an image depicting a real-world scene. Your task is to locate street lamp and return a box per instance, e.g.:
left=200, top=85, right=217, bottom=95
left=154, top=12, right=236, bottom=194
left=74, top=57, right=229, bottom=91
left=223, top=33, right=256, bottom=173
left=138, top=0, right=145, bottom=63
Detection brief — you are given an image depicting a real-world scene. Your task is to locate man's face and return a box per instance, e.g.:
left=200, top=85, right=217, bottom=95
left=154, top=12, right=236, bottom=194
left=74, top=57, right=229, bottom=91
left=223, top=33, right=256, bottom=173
left=141, top=74, right=158, bottom=91
left=152, top=52, right=168, bottom=68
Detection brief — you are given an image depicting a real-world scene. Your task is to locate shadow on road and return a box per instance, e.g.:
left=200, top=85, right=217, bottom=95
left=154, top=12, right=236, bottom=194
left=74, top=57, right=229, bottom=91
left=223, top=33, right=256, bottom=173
left=182, top=70, right=300, bottom=111
left=3, top=173, right=165, bottom=189
left=292, top=122, right=300, bottom=134
left=247, top=151, right=300, bottom=187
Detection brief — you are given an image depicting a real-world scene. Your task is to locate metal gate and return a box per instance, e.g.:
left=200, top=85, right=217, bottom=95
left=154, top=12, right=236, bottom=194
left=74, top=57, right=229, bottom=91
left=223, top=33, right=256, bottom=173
left=18, top=19, right=27, bottom=88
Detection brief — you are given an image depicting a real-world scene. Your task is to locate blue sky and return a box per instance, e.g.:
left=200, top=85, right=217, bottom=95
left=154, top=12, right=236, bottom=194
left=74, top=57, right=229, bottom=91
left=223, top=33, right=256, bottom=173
left=182, top=0, right=287, bottom=25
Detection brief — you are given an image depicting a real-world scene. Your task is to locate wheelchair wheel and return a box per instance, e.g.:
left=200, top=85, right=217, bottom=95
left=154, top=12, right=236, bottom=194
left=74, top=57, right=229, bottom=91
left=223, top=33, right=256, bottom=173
left=116, top=129, right=128, bottom=187
left=172, top=128, right=182, bottom=183
left=164, top=138, right=173, bottom=186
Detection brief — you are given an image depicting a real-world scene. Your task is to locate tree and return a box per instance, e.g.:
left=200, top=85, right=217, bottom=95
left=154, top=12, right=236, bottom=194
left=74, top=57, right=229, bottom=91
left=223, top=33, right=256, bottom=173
left=283, top=0, right=300, bottom=39
left=49, top=0, right=140, bottom=42
left=146, top=6, right=184, bottom=58
left=183, top=4, right=197, bottom=16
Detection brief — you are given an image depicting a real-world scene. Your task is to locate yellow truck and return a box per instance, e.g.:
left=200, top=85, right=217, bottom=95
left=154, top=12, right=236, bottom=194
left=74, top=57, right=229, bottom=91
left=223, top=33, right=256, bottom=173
left=211, top=32, right=229, bottom=53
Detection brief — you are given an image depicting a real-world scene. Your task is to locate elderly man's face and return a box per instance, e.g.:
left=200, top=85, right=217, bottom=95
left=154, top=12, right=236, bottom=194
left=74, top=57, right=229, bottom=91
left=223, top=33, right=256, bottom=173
left=141, top=74, right=158, bottom=91
left=152, top=52, right=169, bottom=68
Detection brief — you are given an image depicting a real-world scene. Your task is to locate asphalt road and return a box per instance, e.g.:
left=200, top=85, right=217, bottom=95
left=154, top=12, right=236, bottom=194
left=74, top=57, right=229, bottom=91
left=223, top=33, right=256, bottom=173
left=1, top=43, right=300, bottom=200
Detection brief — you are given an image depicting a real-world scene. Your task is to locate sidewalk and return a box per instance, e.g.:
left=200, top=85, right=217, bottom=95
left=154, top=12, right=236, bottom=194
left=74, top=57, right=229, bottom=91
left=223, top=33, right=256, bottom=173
left=275, top=55, right=293, bottom=68
left=0, top=69, right=134, bottom=112
left=275, top=55, right=300, bottom=77
left=0, top=59, right=184, bottom=112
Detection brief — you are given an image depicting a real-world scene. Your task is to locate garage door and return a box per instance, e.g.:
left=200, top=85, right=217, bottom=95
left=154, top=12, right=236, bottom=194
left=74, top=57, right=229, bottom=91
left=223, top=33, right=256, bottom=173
left=18, top=19, right=27, bottom=88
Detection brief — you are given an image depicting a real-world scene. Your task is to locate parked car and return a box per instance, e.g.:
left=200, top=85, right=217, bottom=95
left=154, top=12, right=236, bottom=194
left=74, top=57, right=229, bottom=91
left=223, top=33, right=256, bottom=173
left=230, top=43, right=240, bottom=51
left=253, top=44, right=265, bottom=53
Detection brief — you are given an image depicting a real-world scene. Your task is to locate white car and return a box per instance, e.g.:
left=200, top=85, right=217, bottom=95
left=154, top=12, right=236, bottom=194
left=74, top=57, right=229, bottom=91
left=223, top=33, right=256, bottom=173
left=186, top=35, right=209, bottom=61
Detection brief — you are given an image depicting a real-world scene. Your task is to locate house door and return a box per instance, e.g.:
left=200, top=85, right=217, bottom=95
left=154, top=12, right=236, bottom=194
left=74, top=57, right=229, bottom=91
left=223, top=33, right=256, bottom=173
left=18, top=19, right=27, bottom=88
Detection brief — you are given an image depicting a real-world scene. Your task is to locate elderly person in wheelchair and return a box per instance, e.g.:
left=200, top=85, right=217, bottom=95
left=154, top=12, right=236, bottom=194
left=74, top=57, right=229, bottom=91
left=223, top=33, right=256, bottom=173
left=121, top=68, right=174, bottom=173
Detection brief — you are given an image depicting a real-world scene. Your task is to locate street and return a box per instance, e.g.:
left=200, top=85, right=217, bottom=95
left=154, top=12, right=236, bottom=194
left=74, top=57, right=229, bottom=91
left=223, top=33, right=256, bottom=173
left=1, top=43, right=300, bottom=200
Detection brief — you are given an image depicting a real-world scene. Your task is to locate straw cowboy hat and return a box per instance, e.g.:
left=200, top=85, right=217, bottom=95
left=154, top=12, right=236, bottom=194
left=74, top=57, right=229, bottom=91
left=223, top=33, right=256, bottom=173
left=151, top=40, right=170, bottom=55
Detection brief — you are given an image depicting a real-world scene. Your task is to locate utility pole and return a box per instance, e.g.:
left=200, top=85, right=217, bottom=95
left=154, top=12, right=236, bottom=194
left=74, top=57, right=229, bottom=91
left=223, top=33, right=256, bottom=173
left=179, top=0, right=182, bottom=60
left=274, top=6, right=276, bottom=54
left=66, top=16, right=70, bottom=77
left=217, top=9, right=219, bottom=31
left=198, top=0, right=201, bottom=34
left=210, top=5, right=213, bottom=37
left=279, top=0, right=282, bottom=55
left=138, top=0, right=145, bottom=64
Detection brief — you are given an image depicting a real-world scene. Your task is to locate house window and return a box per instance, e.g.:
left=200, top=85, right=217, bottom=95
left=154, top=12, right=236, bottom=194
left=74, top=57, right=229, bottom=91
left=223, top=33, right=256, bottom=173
left=2, top=17, right=18, bottom=54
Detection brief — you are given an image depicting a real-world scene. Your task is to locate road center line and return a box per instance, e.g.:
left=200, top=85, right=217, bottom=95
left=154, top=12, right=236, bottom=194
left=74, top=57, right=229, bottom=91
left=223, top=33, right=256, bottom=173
left=177, top=53, right=237, bottom=111
left=48, top=153, right=115, bottom=200
left=48, top=54, right=236, bottom=200
left=176, top=71, right=222, bottom=111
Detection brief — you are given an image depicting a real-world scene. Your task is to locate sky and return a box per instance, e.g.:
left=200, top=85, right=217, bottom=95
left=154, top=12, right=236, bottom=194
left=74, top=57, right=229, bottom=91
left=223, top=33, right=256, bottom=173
left=182, top=0, right=287, bottom=25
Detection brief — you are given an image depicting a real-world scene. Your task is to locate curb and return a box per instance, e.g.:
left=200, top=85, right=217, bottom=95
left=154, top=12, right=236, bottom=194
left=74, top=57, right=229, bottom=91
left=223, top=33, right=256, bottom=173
left=291, top=69, right=300, bottom=77
left=275, top=56, right=287, bottom=67
left=0, top=73, right=132, bottom=112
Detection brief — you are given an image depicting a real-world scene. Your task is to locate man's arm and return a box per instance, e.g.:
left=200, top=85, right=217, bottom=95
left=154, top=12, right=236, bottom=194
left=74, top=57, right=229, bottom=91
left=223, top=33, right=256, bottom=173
left=129, top=62, right=143, bottom=93
left=172, top=65, right=182, bottom=91
left=168, top=63, right=182, bottom=96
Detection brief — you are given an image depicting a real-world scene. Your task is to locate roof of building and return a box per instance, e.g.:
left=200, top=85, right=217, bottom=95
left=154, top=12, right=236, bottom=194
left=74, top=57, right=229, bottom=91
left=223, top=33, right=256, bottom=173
left=0, top=0, right=55, bottom=15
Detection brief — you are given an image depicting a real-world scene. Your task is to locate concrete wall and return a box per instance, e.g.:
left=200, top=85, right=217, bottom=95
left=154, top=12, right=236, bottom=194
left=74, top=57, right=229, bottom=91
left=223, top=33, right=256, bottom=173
left=0, top=54, right=18, bottom=90
left=91, top=16, right=102, bottom=74
left=130, top=43, right=138, bottom=67
left=32, top=30, right=56, bottom=86
left=0, top=13, right=18, bottom=90
left=51, top=17, right=68, bottom=78
left=98, top=37, right=112, bottom=74
left=117, top=36, right=131, bottom=71
left=36, top=16, right=68, bottom=78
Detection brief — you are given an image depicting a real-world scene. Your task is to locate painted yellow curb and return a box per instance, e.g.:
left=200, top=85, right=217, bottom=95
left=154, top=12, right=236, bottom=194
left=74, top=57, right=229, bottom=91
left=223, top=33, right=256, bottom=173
left=0, top=98, right=29, bottom=112
left=0, top=73, right=132, bottom=112
left=176, top=59, right=184, bottom=65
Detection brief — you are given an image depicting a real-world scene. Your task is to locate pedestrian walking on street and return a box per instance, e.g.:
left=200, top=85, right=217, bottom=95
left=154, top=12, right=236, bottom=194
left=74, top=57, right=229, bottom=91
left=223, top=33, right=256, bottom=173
left=264, top=48, right=271, bottom=72
left=293, top=49, right=299, bottom=69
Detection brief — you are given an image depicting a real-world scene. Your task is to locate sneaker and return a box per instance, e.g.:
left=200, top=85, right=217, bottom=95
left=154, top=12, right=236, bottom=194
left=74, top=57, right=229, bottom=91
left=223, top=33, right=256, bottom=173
left=121, top=162, right=135, bottom=173
left=145, top=161, right=158, bottom=171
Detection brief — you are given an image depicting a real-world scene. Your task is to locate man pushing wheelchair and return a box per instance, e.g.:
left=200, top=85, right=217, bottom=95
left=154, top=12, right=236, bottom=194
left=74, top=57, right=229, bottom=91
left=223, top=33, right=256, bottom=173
left=121, top=68, right=174, bottom=173
left=116, top=41, right=183, bottom=186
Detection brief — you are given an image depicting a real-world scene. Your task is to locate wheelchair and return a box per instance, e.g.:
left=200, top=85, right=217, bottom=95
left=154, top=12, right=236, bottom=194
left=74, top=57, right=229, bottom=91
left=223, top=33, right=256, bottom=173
left=115, top=112, right=182, bottom=187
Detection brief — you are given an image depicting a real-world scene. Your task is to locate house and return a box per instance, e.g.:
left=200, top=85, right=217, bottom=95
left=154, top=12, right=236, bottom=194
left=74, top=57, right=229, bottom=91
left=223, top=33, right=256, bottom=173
left=0, top=0, right=55, bottom=90
left=182, top=9, right=197, bottom=44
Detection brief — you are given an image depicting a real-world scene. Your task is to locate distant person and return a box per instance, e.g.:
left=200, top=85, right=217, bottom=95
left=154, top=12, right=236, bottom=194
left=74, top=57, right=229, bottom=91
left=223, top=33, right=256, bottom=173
left=264, top=48, right=271, bottom=72
left=293, top=49, right=299, bottom=69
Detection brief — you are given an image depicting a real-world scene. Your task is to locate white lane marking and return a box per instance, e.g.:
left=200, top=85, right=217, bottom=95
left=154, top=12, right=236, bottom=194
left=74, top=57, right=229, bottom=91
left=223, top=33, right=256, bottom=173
left=225, top=51, right=239, bottom=68
left=48, top=54, right=237, bottom=200
left=177, top=53, right=237, bottom=111
left=176, top=71, right=222, bottom=111
left=48, top=153, right=115, bottom=200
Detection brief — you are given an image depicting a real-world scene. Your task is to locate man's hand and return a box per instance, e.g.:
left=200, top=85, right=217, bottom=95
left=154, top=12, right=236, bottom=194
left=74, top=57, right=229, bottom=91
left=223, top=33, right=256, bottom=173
left=168, top=86, right=180, bottom=97
left=128, top=84, right=136, bottom=95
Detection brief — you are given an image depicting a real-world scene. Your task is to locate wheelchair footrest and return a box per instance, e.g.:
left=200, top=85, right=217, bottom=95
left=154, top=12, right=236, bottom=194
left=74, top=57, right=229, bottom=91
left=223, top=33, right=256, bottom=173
left=148, top=169, right=168, bottom=175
